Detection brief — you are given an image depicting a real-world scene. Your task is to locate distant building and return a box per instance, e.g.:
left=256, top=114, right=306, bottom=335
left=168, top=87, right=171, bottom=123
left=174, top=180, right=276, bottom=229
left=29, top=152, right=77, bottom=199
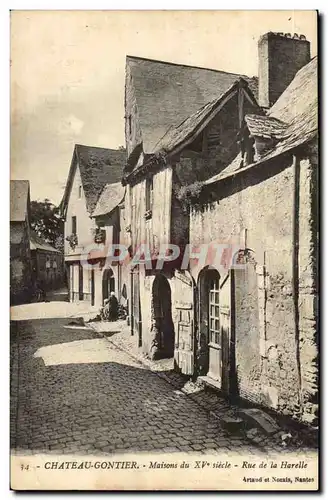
left=60, top=144, right=126, bottom=306
left=30, top=231, right=65, bottom=290
left=10, top=180, right=32, bottom=305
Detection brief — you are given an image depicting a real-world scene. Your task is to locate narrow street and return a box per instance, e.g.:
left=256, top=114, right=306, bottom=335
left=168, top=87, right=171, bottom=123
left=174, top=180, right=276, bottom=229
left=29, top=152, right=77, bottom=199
left=10, top=303, right=267, bottom=457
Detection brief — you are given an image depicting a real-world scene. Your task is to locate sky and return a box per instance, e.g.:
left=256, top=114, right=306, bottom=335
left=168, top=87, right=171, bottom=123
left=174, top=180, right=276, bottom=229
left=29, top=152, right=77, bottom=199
left=10, top=10, right=317, bottom=205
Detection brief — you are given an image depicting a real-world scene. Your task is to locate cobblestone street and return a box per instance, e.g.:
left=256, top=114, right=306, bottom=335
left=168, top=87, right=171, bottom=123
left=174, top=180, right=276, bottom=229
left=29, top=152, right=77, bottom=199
left=10, top=305, right=317, bottom=457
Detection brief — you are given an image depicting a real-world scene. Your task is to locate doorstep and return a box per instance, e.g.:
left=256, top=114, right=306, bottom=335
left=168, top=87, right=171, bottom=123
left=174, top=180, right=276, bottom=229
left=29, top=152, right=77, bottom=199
left=198, top=375, right=223, bottom=392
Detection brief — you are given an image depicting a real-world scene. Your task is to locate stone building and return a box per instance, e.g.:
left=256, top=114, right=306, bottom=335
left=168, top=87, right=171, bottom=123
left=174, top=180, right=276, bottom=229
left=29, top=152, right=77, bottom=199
left=60, top=144, right=126, bottom=306
left=190, top=54, right=318, bottom=426
left=30, top=231, right=65, bottom=290
left=123, top=32, right=318, bottom=426
left=10, top=180, right=33, bottom=305
left=91, top=181, right=129, bottom=308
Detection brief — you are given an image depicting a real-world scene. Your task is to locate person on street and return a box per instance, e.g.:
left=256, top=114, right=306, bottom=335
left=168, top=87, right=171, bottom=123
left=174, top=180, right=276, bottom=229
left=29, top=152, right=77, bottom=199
left=108, top=291, right=119, bottom=321
left=101, top=292, right=119, bottom=321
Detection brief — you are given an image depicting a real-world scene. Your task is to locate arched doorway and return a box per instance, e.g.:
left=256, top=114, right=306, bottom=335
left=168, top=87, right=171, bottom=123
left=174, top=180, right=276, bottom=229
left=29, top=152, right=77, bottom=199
left=151, top=274, right=175, bottom=359
left=102, top=267, right=115, bottom=303
left=197, top=266, right=236, bottom=395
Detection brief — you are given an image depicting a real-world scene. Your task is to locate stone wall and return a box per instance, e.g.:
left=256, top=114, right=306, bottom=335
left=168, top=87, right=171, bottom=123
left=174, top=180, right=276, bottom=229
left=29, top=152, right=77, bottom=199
left=190, top=149, right=318, bottom=423
left=298, top=153, right=319, bottom=425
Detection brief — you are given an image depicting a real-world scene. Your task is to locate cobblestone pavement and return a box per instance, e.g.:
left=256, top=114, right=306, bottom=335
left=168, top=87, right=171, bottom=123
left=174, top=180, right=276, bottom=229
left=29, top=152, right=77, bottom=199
left=10, top=313, right=317, bottom=456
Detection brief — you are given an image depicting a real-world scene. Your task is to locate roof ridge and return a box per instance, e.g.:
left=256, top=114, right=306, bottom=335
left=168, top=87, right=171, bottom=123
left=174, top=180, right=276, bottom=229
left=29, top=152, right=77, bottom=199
left=75, top=144, right=126, bottom=152
left=126, top=54, right=257, bottom=80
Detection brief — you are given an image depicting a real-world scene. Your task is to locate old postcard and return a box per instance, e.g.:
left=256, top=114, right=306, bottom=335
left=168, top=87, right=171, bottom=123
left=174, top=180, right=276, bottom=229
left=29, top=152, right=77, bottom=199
left=10, top=10, right=319, bottom=491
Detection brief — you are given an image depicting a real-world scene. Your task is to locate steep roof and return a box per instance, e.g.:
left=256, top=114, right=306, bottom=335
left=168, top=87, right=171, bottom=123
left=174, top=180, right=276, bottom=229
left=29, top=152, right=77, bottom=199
left=269, top=56, right=317, bottom=125
left=154, top=79, right=259, bottom=156
left=92, top=182, right=125, bottom=218
left=60, top=145, right=126, bottom=216
left=30, top=231, right=60, bottom=253
left=244, top=114, right=287, bottom=140
left=127, top=55, right=258, bottom=154
left=205, top=56, right=317, bottom=187
left=10, top=180, right=30, bottom=222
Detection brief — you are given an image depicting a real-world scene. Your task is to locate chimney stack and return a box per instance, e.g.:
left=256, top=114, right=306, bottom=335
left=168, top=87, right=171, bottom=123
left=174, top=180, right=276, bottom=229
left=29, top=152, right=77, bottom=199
left=258, top=32, right=311, bottom=108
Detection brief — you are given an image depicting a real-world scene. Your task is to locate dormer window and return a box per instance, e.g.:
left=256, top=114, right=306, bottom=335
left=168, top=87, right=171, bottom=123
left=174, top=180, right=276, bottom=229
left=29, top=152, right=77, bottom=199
left=79, top=185, right=82, bottom=198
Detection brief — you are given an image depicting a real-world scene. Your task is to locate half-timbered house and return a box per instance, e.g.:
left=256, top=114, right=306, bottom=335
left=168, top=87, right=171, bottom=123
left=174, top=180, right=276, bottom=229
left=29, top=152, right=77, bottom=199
left=123, top=54, right=260, bottom=368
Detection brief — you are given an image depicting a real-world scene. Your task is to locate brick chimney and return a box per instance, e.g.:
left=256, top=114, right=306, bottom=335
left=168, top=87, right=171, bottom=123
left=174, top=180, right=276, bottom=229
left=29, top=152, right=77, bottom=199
left=258, top=32, right=311, bottom=108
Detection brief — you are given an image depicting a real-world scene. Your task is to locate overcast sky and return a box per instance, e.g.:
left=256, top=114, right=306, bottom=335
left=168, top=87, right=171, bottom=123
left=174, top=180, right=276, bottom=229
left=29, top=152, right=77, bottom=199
left=10, top=10, right=317, bottom=205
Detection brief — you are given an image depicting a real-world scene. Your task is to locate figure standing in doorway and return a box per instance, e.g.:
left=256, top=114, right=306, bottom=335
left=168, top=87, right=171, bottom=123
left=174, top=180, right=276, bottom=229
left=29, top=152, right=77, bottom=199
left=108, top=291, right=119, bottom=321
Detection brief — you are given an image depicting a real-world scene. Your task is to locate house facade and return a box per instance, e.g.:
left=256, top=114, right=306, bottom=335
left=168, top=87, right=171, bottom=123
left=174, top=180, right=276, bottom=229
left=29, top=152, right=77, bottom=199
left=189, top=53, right=318, bottom=426
left=10, top=180, right=33, bottom=305
left=30, top=231, right=65, bottom=290
left=123, top=55, right=261, bottom=367
left=60, top=144, right=126, bottom=307
left=124, top=32, right=318, bottom=426
left=91, top=181, right=129, bottom=309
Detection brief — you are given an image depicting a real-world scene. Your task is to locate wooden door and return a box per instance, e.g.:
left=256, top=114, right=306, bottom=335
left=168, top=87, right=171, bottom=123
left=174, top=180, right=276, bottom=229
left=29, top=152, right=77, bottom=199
left=90, top=269, right=95, bottom=306
left=206, top=271, right=232, bottom=393
left=69, top=264, right=74, bottom=302
left=175, top=305, right=194, bottom=375
left=219, top=274, right=232, bottom=394
left=207, top=274, right=222, bottom=382
left=78, top=263, right=83, bottom=301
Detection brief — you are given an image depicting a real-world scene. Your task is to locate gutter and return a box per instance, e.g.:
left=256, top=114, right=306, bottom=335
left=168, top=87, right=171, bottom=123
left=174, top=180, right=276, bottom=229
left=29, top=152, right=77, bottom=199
left=202, top=130, right=317, bottom=191
left=292, top=154, right=303, bottom=415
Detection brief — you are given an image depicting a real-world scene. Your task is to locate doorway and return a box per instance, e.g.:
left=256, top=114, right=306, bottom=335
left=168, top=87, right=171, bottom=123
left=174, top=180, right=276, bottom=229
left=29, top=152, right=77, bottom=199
left=102, top=268, right=115, bottom=303
left=152, top=274, right=175, bottom=358
left=198, top=267, right=234, bottom=394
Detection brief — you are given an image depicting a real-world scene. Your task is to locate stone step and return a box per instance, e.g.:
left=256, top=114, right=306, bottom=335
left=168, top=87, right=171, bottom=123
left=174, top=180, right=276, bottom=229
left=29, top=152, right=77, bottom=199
left=238, top=408, right=279, bottom=435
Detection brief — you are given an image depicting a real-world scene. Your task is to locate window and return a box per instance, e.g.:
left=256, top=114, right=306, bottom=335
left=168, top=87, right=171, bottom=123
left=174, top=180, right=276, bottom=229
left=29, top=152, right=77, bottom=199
left=145, top=177, right=153, bottom=215
left=208, top=276, right=220, bottom=345
left=72, top=216, right=77, bottom=234
left=79, top=185, right=82, bottom=198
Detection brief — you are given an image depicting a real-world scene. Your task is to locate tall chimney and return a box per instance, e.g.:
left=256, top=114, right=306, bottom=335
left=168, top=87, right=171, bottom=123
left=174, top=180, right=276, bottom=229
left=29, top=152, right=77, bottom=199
left=258, top=32, right=311, bottom=108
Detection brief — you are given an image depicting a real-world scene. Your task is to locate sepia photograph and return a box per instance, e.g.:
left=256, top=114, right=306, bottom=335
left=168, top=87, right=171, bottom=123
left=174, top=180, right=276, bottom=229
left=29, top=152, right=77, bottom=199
left=10, top=9, right=319, bottom=491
